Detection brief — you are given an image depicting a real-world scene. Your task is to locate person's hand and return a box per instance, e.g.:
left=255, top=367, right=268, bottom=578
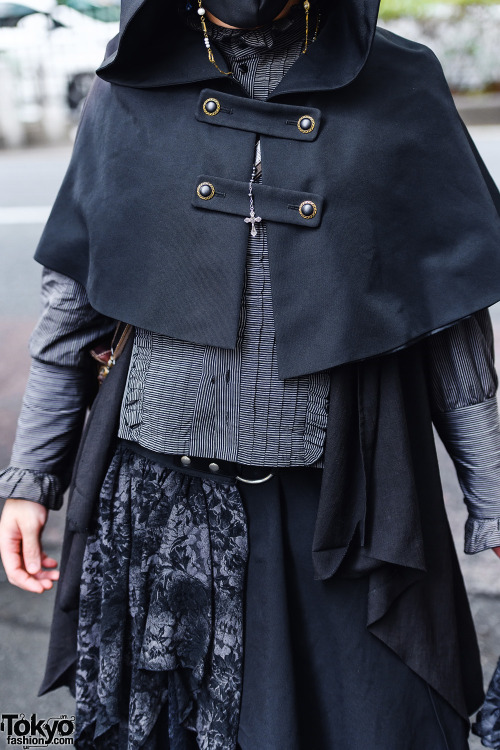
left=494, top=547, right=500, bottom=559
left=0, top=498, right=59, bottom=593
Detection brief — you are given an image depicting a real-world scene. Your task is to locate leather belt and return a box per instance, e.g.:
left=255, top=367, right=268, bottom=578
left=174, top=453, right=276, bottom=484
left=119, top=439, right=278, bottom=484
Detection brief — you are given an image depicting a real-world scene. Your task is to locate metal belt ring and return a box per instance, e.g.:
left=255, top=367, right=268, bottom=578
left=236, top=472, right=274, bottom=485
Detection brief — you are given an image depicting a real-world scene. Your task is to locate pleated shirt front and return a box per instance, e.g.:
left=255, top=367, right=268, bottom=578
left=117, top=8, right=331, bottom=468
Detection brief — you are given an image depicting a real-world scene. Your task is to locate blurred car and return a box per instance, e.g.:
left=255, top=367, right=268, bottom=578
left=0, top=0, right=118, bottom=145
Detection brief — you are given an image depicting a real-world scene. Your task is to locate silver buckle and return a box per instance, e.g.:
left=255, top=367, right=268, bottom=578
left=236, top=472, right=274, bottom=485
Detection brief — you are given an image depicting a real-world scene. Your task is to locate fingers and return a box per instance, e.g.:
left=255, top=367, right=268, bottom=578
left=2, top=532, right=46, bottom=593
left=20, top=526, right=60, bottom=583
left=41, top=554, right=59, bottom=568
left=0, top=500, right=59, bottom=593
left=493, top=547, right=500, bottom=559
left=33, top=574, right=57, bottom=591
left=4, top=548, right=59, bottom=592
left=20, top=518, right=42, bottom=575
left=34, top=563, right=60, bottom=581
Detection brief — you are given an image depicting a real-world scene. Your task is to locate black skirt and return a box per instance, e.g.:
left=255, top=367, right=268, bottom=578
left=73, top=441, right=470, bottom=750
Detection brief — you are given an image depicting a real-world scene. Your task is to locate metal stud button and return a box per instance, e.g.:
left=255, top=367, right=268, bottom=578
left=181, top=455, right=192, bottom=466
left=197, top=182, right=215, bottom=200
left=203, top=98, right=221, bottom=116
left=297, top=115, right=315, bottom=134
left=209, top=462, right=220, bottom=473
left=299, top=200, right=317, bottom=219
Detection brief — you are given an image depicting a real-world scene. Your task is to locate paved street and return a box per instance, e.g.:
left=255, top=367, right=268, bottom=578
left=1, top=130, right=500, bottom=748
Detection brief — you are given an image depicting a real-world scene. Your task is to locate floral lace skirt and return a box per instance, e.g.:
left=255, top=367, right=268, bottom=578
left=473, top=657, right=500, bottom=748
left=72, top=441, right=471, bottom=750
left=74, top=443, right=247, bottom=750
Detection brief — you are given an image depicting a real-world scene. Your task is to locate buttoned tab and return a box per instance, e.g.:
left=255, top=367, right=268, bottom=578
left=297, top=116, right=315, bottom=134
left=193, top=175, right=323, bottom=228
left=197, top=181, right=215, bottom=200
left=195, top=89, right=321, bottom=141
left=299, top=200, right=317, bottom=219
left=203, top=97, right=220, bottom=116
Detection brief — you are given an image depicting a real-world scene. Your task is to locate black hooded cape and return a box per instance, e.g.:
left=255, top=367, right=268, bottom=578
left=34, top=0, right=500, bottom=379
left=36, top=0, right=499, bottom=732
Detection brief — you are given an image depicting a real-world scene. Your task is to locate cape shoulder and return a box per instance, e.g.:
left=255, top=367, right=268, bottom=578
left=373, top=25, right=451, bottom=78
left=34, top=26, right=500, bottom=378
left=83, top=26, right=458, bottom=132
left=367, top=26, right=473, bottom=133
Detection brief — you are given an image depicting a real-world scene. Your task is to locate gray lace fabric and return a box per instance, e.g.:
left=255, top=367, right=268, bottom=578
left=74, top=444, right=248, bottom=749
left=472, top=657, right=500, bottom=748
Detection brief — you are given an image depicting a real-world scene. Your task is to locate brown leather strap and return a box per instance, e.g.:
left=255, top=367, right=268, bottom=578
left=90, top=323, right=134, bottom=384
left=111, top=323, right=133, bottom=360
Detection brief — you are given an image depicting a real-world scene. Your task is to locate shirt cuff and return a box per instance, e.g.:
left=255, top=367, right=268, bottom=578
left=464, top=515, right=500, bottom=554
left=433, top=396, right=500, bottom=519
left=0, top=466, right=64, bottom=510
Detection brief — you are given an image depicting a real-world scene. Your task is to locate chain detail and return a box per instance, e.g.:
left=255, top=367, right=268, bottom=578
left=196, top=1, right=321, bottom=72
left=244, top=159, right=262, bottom=236
left=249, top=163, right=257, bottom=216
left=302, top=1, right=321, bottom=54
left=198, top=1, right=233, bottom=75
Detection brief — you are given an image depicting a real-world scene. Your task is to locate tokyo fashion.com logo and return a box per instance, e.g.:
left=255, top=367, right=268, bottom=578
left=0, top=713, right=75, bottom=746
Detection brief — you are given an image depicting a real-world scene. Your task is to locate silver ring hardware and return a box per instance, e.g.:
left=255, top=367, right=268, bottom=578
left=236, top=472, right=274, bottom=484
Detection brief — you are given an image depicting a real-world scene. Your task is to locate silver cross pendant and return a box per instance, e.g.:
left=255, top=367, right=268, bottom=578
left=244, top=209, right=262, bottom=237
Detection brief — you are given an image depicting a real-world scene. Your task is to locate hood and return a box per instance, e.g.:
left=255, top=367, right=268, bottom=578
left=96, top=0, right=382, bottom=96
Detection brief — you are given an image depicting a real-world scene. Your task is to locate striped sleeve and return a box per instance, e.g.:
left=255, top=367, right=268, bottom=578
left=425, top=309, right=500, bottom=553
left=30, top=266, right=116, bottom=367
left=0, top=268, right=116, bottom=510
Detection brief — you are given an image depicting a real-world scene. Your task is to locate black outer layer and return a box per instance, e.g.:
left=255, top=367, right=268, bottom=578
left=34, top=0, right=500, bottom=380
left=36, top=0, right=500, bottom=732
left=39, top=333, right=135, bottom=699
left=40, top=331, right=485, bottom=728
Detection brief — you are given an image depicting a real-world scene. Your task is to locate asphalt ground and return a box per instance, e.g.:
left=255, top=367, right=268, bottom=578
left=1, top=132, right=500, bottom=748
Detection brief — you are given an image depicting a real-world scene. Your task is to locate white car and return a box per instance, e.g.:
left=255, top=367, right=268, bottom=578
left=0, top=0, right=118, bottom=145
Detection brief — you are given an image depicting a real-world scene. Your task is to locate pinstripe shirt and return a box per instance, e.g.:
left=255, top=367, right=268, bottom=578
left=118, top=13, right=331, bottom=466
left=1, top=10, right=500, bottom=554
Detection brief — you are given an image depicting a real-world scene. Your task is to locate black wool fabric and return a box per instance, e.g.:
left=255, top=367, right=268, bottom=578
left=234, top=468, right=471, bottom=750
left=33, top=0, right=500, bottom=379
left=137, top=461, right=475, bottom=749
